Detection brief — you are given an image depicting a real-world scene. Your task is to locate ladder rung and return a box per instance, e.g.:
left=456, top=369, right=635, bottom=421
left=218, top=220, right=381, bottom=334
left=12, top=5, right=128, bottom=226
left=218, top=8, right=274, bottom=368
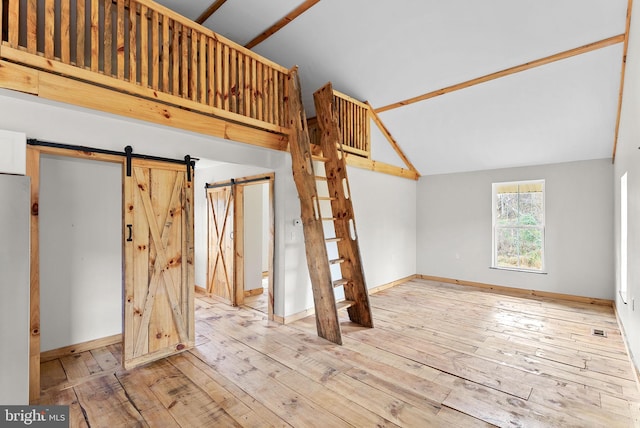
left=322, top=217, right=337, bottom=221
left=336, top=300, right=355, bottom=311
left=315, top=176, right=327, bottom=181
left=317, top=196, right=337, bottom=201
left=329, top=258, right=345, bottom=265
left=325, top=237, right=343, bottom=243
left=312, top=155, right=329, bottom=162
left=333, top=278, right=349, bottom=288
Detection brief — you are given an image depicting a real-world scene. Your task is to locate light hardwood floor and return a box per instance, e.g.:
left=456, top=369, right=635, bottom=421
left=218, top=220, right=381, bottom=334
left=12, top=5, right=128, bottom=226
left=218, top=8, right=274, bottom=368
left=37, top=279, right=640, bottom=427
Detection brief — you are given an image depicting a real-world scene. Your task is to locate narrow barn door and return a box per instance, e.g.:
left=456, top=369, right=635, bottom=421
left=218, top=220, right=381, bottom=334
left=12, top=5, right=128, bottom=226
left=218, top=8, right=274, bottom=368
left=207, top=185, right=236, bottom=305
left=123, top=159, right=195, bottom=369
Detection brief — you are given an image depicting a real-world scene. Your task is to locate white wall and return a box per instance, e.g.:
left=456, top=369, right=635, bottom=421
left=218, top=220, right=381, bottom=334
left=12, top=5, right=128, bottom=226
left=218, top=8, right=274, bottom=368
left=0, top=130, right=26, bottom=174
left=349, top=167, right=417, bottom=288
left=244, top=183, right=265, bottom=291
left=417, top=159, right=614, bottom=299
left=39, top=155, right=122, bottom=351
left=0, top=174, right=30, bottom=404
left=614, top=1, right=640, bottom=369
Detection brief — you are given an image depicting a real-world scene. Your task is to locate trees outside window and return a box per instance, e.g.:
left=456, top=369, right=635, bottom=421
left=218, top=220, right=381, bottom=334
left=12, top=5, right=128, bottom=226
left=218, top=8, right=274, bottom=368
left=492, top=180, right=545, bottom=271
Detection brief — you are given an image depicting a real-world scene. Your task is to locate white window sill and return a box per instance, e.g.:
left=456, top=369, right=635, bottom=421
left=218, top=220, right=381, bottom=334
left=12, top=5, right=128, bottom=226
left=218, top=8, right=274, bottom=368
left=490, top=266, right=547, bottom=275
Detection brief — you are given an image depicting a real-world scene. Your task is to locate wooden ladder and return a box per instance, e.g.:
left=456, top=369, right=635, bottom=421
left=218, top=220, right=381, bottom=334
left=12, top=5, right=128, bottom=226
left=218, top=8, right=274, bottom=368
left=288, top=69, right=373, bottom=345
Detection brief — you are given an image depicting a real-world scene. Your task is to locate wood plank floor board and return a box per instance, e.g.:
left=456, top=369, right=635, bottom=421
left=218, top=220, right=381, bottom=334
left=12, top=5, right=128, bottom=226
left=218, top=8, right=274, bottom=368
left=40, top=359, right=68, bottom=390
left=267, top=345, right=346, bottom=384
left=90, top=346, right=121, bottom=372
left=348, top=326, right=535, bottom=399
left=437, top=372, right=587, bottom=428
left=116, top=369, right=182, bottom=428
left=370, top=293, right=610, bottom=353
left=276, top=371, right=400, bottom=427
left=318, top=344, right=452, bottom=404
left=130, top=358, right=241, bottom=427
left=484, top=336, right=587, bottom=368
left=343, top=366, right=444, bottom=410
left=374, top=290, right=615, bottom=340
left=36, top=387, right=89, bottom=428
left=371, top=313, right=483, bottom=353
left=59, top=351, right=103, bottom=381
left=180, top=352, right=292, bottom=427
left=322, top=371, right=445, bottom=426
left=526, top=387, right=632, bottom=427
left=339, top=336, right=444, bottom=381
left=472, top=346, right=633, bottom=397
left=191, top=341, right=352, bottom=427
left=38, top=279, right=640, bottom=427
left=403, top=281, right=618, bottom=327
left=435, top=406, right=495, bottom=427
left=73, top=374, right=148, bottom=427
left=167, top=353, right=272, bottom=427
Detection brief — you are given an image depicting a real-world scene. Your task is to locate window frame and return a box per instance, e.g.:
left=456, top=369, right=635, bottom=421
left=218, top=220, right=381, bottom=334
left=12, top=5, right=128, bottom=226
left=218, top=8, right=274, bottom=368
left=491, top=179, right=546, bottom=273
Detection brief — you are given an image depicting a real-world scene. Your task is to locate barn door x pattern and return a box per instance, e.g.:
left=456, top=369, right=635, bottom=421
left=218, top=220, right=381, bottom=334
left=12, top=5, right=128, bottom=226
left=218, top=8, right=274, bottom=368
left=123, top=159, right=194, bottom=369
left=207, top=185, right=235, bottom=304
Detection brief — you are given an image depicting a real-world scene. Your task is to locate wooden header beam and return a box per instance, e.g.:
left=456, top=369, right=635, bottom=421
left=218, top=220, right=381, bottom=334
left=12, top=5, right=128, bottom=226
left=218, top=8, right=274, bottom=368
left=366, top=101, right=420, bottom=176
left=195, top=0, right=228, bottom=25
left=612, top=0, right=634, bottom=163
left=375, top=34, right=625, bottom=114
left=245, top=0, right=320, bottom=49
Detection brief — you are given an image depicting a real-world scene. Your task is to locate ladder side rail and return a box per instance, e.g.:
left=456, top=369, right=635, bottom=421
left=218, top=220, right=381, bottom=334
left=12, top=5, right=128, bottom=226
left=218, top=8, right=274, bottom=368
left=313, top=83, right=373, bottom=328
left=287, top=70, right=343, bottom=344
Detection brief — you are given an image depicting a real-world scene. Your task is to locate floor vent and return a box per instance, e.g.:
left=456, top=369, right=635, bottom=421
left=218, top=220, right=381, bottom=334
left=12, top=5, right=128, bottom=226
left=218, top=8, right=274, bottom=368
left=592, top=328, right=607, bottom=338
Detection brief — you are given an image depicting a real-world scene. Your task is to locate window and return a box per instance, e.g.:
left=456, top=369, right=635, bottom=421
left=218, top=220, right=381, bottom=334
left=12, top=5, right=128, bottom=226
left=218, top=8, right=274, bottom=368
left=621, top=172, right=628, bottom=302
left=492, top=180, right=545, bottom=272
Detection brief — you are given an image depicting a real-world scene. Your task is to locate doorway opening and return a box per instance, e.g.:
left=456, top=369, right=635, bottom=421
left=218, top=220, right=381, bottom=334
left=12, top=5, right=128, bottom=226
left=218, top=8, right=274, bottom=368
left=39, top=153, right=123, bottom=368
left=205, top=173, right=275, bottom=319
left=27, top=142, right=195, bottom=402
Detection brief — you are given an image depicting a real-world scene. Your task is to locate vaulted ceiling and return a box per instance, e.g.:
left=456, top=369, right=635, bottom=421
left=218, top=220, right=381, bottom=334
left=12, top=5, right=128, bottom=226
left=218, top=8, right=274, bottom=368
left=156, top=0, right=630, bottom=176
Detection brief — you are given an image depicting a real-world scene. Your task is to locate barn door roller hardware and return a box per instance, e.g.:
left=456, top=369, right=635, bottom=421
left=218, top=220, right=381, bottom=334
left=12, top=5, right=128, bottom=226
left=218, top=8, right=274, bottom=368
left=26, top=140, right=197, bottom=180
left=185, top=155, right=195, bottom=182
left=123, top=146, right=197, bottom=181
left=125, top=145, right=133, bottom=177
left=205, top=176, right=272, bottom=189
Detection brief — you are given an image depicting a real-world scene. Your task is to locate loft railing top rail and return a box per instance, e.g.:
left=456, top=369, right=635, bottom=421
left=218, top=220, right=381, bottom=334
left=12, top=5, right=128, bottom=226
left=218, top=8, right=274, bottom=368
left=331, top=89, right=369, bottom=110
left=0, top=0, right=290, bottom=75
left=131, top=0, right=290, bottom=74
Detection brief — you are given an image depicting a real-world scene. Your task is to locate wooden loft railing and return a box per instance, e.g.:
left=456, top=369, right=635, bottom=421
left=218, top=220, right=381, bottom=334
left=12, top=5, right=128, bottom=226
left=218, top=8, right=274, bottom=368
left=308, top=89, right=370, bottom=158
left=0, top=0, right=290, bottom=135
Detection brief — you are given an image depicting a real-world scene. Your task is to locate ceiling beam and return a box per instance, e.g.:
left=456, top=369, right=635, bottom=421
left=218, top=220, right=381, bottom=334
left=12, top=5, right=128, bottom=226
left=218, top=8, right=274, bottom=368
left=244, top=0, right=320, bottom=50
left=366, top=102, right=420, bottom=176
left=375, top=34, right=625, bottom=114
left=195, top=0, right=228, bottom=25
left=612, top=0, right=634, bottom=163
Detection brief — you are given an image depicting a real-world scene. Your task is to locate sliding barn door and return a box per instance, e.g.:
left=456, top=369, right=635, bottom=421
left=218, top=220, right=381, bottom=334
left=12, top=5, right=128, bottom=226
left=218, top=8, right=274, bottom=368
left=207, top=186, right=235, bottom=305
left=123, top=159, right=195, bottom=369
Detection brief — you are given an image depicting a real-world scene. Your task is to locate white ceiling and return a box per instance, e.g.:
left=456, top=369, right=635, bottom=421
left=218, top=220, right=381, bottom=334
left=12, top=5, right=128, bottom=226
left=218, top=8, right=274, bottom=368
left=155, top=0, right=628, bottom=175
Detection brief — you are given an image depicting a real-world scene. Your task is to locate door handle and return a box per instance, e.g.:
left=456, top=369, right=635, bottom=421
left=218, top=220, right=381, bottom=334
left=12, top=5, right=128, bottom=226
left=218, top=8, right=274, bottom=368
left=126, top=224, right=133, bottom=242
